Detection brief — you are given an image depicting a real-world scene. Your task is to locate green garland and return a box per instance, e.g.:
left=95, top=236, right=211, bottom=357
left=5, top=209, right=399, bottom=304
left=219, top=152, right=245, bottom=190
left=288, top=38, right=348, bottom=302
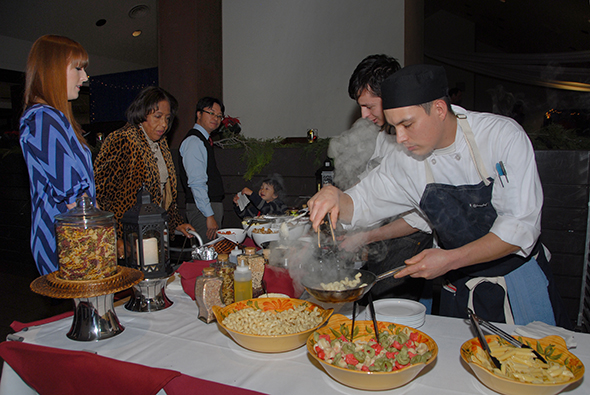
left=215, top=132, right=330, bottom=180
left=527, top=124, right=590, bottom=150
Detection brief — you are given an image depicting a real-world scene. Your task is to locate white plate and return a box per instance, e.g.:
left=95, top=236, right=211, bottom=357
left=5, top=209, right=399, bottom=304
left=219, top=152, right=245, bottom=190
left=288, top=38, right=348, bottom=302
left=372, top=298, right=426, bottom=319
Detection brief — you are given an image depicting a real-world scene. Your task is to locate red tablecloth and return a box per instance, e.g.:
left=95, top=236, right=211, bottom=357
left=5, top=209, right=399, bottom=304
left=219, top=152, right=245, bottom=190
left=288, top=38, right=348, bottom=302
left=0, top=341, right=267, bottom=395
left=10, top=312, right=74, bottom=333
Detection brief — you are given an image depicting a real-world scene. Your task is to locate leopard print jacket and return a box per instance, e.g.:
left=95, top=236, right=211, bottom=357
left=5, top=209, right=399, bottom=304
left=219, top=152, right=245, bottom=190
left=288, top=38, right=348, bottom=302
left=94, top=123, right=183, bottom=235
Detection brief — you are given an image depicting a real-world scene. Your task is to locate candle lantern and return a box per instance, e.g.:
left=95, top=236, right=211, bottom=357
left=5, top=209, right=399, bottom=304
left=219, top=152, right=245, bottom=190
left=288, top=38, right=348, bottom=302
left=121, top=186, right=173, bottom=311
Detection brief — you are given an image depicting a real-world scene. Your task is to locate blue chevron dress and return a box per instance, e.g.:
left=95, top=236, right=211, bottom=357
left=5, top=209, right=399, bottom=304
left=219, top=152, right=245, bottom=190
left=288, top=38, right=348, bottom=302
left=20, top=104, right=96, bottom=275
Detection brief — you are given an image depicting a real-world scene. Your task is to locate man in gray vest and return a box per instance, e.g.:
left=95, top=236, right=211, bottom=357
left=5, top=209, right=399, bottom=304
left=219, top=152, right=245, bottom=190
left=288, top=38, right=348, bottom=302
left=180, top=97, right=225, bottom=241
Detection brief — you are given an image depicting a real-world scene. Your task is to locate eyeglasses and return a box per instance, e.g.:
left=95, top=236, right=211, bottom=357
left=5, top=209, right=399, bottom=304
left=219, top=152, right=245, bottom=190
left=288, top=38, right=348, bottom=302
left=201, top=109, right=224, bottom=120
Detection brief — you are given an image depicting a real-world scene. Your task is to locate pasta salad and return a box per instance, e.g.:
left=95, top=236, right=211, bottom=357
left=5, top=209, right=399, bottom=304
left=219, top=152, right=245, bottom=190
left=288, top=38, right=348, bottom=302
left=312, top=325, right=433, bottom=372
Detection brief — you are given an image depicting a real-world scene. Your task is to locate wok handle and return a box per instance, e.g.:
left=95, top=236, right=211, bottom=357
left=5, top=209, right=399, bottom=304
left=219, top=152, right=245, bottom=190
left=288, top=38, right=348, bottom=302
left=375, top=265, right=407, bottom=282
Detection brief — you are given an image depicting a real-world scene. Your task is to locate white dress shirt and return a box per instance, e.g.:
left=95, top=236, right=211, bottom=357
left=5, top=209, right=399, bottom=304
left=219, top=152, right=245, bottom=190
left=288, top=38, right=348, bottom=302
left=347, top=106, right=542, bottom=257
left=179, top=123, right=214, bottom=217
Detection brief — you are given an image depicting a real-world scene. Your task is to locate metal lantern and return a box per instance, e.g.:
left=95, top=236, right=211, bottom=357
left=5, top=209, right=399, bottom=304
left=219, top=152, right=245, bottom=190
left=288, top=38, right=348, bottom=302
left=121, top=186, right=173, bottom=311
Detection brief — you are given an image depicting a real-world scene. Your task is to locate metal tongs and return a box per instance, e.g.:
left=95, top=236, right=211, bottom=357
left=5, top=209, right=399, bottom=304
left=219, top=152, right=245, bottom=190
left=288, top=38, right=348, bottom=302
left=286, top=207, right=309, bottom=223
left=470, top=309, right=548, bottom=364
left=467, top=308, right=502, bottom=369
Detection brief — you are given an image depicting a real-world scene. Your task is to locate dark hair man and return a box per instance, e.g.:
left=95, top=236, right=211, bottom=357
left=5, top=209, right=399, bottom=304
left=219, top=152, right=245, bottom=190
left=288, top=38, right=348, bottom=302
left=180, top=97, right=226, bottom=241
left=309, top=64, right=571, bottom=328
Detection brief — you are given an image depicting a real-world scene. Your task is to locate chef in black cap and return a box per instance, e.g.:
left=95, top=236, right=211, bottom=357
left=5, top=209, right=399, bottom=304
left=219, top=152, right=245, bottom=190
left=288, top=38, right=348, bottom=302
left=309, top=64, right=571, bottom=328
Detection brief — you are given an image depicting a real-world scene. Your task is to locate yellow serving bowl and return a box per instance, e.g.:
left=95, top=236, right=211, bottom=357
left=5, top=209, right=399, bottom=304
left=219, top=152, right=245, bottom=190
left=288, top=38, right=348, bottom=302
left=460, top=334, right=584, bottom=395
left=306, top=314, right=438, bottom=391
left=212, top=298, right=333, bottom=353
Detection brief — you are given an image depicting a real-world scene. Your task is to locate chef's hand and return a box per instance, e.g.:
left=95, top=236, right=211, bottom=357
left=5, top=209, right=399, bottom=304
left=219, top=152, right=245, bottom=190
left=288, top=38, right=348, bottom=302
left=338, top=232, right=369, bottom=252
left=206, top=216, right=219, bottom=240
left=308, top=185, right=350, bottom=231
left=394, top=248, right=455, bottom=280
left=395, top=233, right=521, bottom=280
left=176, top=223, right=195, bottom=238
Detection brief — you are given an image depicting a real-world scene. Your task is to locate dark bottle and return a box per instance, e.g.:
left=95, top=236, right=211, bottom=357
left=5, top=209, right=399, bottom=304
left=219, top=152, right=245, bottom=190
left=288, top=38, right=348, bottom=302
left=315, top=158, right=334, bottom=191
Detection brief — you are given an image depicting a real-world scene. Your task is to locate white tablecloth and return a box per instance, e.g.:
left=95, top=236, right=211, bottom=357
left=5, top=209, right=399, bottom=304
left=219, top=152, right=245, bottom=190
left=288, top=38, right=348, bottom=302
left=1, top=275, right=588, bottom=395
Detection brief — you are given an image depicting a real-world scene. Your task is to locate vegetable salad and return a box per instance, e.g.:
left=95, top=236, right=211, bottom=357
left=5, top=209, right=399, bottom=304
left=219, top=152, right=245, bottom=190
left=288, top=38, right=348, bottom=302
left=312, top=325, right=432, bottom=372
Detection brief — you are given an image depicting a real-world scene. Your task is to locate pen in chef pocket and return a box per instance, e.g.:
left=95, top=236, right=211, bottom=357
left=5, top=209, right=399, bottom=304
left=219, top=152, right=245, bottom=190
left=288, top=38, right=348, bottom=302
left=495, top=162, right=505, bottom=187
left=499, top=161, right=509, bottom=183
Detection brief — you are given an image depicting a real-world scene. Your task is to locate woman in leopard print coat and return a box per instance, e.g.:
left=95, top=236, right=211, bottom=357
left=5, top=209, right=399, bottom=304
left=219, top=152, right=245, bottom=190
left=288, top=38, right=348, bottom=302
left=94, top=87, right=194, bottom=257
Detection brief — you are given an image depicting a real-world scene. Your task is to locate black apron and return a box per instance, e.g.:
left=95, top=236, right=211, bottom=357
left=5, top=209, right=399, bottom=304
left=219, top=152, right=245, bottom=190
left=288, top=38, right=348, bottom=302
left=418, top=115, right=569, bottom=327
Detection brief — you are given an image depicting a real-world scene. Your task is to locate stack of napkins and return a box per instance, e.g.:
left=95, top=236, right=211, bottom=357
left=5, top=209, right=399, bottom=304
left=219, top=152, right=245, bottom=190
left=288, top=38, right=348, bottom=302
left=236, top=192, right=250, bottom=211
left=514, top=321, right=577, bottom=349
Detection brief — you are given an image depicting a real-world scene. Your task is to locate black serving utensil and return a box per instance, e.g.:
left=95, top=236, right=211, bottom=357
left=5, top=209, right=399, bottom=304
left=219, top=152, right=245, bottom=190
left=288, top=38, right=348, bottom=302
left=350, top=301, right=357, bottom=342
left=467, top=308, right=502, bottom=370
left=474, top=313, right=548, bottom=364
left=367, top=293, right=380, bottom=345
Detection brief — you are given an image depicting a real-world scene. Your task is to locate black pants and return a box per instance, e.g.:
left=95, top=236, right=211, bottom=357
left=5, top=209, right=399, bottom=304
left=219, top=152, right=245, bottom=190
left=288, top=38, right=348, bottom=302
left=359, top=231, right=433, bottom=305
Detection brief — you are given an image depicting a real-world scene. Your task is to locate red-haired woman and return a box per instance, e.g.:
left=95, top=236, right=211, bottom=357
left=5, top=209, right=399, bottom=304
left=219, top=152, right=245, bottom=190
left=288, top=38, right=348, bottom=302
left=19, top=35, right=94, bottom=275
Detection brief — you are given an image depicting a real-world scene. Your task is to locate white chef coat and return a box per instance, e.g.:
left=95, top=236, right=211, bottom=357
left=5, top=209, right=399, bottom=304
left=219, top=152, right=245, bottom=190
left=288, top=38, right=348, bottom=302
left=356, top=130, right=432, bottom=234
left=346, top=105, right=542, bottom=258
left=359, top=130, right=398, bottom=179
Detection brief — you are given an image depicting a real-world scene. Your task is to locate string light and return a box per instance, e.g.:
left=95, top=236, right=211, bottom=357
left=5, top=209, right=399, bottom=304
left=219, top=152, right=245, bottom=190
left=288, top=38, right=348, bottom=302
left=89, top=80, right=157, bottom=90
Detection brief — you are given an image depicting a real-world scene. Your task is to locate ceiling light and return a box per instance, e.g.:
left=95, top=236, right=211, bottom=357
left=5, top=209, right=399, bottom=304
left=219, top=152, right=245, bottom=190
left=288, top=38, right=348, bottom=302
left=132, top=30, right=142, bottom=37
left=128, top=5, right=150, bottom=19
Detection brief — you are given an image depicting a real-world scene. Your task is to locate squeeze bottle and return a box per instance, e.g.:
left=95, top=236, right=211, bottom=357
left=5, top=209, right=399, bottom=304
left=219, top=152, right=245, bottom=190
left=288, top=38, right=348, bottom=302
left=234, top=256, right=252, bottom=301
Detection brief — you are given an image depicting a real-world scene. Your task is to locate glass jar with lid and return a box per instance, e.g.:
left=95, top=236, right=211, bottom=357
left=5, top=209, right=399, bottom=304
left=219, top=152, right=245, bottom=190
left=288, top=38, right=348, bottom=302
left=54, top=196, right=117, bottom=281
left=239, top=246, right=266, bottom=297
left=195, top=267, right=224, bottom=323
left=215, top=253, right=236, bottom=305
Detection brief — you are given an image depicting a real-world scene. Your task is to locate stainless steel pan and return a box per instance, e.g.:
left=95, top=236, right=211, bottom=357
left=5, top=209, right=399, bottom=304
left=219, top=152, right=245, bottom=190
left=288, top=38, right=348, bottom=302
left=301, top=265, right=406, bottom=303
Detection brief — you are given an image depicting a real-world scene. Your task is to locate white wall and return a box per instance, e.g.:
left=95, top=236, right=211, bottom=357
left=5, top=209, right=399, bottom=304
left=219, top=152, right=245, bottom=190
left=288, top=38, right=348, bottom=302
left=222, top=0, right=405, bottom=139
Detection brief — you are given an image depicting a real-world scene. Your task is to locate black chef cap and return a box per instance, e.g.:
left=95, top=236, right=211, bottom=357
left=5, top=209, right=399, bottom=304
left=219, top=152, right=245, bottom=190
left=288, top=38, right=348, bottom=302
left=381, top=64, right=448, bottom=109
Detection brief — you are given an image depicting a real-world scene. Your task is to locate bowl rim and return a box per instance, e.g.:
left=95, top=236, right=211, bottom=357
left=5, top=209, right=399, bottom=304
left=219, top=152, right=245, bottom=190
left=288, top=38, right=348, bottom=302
left=217, top=228, right=247, bottom=235
left=212, top=297, right=334, bottom=339
left=307, top=314, right=439, bottom=376
left=460, top=334, right=585, bottom=388
left=251, top=228, right=279, bottom=235
left=251, top=231, right=280, bottom=246
left=216, top=227, right=247, bottom=243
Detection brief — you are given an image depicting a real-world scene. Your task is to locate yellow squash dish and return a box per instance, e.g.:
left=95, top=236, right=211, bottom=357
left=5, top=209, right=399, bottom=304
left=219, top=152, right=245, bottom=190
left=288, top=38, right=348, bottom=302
left=461, top=334, right=584, bottom=395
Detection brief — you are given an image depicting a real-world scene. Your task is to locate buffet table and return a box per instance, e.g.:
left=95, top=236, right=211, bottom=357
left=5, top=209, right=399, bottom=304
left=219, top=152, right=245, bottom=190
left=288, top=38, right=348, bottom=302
left=1, top=274, right=588, bottom=395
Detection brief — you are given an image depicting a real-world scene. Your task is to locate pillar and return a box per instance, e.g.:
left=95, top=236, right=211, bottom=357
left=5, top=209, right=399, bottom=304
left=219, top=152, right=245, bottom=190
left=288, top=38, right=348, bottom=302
left=158, top=0, right=223, bottom=148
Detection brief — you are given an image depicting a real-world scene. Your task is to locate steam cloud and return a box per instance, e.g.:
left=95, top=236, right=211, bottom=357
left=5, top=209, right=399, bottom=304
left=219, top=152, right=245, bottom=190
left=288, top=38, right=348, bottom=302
left=328, top=118, right=379, bottom=190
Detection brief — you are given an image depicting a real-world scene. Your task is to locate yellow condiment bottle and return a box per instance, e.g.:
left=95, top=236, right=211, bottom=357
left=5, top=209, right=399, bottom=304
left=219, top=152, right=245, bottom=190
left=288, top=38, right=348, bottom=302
left=234, top=256, right=252, bottom=301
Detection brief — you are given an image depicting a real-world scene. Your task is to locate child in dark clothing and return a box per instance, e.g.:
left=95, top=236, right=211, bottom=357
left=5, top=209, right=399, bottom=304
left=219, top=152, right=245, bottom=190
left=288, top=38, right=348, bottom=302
left=233, top=174, right=287, bottom=218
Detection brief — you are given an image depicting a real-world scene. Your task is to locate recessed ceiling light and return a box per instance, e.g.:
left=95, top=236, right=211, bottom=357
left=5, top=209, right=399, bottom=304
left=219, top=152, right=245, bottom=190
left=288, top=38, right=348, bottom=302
left=128, top=5, right=150, bottom=19
left=95, top=19, right=107, bottom=27
left=132, top=30, right=142, bottom=37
